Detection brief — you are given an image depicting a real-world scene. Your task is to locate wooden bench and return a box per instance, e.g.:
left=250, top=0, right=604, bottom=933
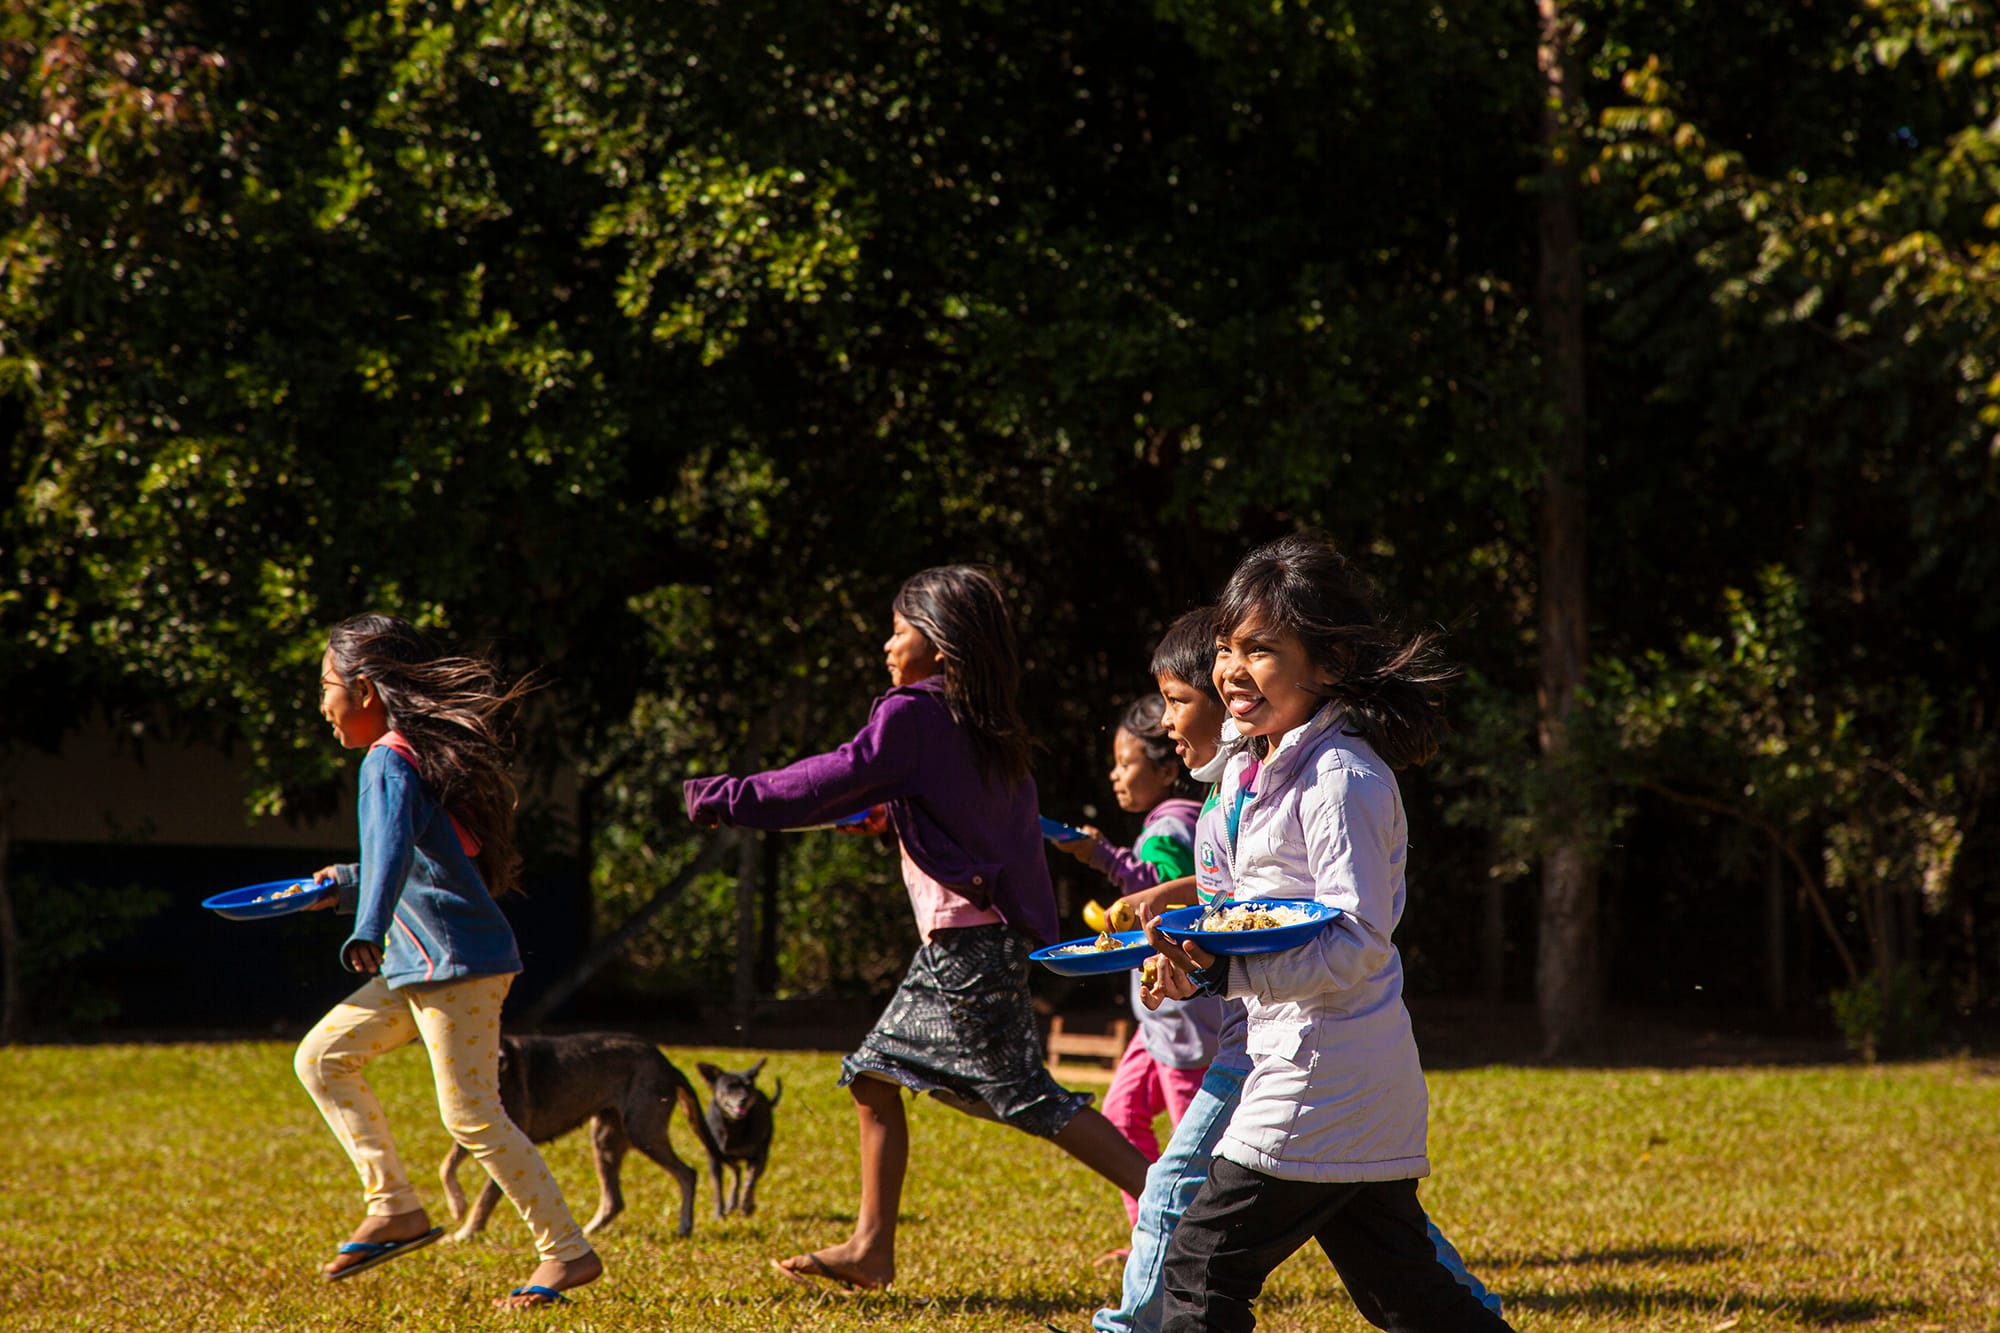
left=1044, top=1014, right=1133, bottom=1083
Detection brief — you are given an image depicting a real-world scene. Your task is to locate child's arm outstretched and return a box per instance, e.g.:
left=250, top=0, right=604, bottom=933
left=1060, top=824, right=1191, bottom=897
left=684, top=690, right=926, bottom=831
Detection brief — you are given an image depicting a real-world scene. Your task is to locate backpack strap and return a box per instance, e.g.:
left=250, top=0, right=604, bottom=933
left=370, top=730, right=483, bottom=856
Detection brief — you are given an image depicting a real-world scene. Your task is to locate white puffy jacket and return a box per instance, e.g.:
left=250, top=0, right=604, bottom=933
left=1211, top=703, right=1430, bottom=1184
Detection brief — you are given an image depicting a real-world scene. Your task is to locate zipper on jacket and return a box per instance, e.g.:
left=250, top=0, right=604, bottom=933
left=1224, top=756, right=1261, bottom=878
left=1225, top=705, right=1347, bottom=880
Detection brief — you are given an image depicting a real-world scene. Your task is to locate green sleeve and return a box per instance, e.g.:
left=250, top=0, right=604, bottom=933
left=1134, top=831, right=1195, bottom=882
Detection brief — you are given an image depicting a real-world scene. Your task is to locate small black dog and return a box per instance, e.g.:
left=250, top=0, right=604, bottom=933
left=442, top=1032, right=726, bottom=1240
left=696, top=1057, right=782, bottom=1217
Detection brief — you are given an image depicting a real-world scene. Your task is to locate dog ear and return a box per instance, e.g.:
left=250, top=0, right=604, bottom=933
left=768, top=1076, right=782, bottom=1107
left=697, top=1062, right=722, bottom=1086
left=746, top=1056, right=767, bottom=1081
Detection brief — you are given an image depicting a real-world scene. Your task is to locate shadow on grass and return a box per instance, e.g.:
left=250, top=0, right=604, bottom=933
left=1499, top=1284, right=1926, bottom=1324
left=1499, top=1241, right=1756, bottom=1267
left=902, top=1285, right=1927, bottom=1328
left=623, top=1276, right=1929, bottom=1330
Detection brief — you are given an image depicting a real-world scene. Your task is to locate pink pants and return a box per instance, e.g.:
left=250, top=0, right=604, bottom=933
left=1100, top=1035, right=1208, bottom=1224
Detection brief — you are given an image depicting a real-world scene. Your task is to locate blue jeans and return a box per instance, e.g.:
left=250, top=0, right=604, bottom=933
left=1092, top=1064, right=1501, bottom=1333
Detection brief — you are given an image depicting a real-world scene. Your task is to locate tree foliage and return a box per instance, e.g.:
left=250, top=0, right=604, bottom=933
left=2, top=0, right=1996, bottom=1047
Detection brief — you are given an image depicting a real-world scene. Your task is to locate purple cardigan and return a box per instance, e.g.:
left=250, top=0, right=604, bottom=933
left=682, top=678, right=1060, bottom=946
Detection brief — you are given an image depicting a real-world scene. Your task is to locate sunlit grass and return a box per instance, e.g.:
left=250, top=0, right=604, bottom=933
left=2, top=1042, right=1997, bottom=1330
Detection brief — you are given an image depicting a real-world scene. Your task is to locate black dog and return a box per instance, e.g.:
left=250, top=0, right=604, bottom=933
left=441, top=1032, right=726, bottom=1240
left=696, top=1057, right=782, bottom=1217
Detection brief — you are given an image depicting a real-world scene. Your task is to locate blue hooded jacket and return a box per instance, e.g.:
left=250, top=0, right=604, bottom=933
left=331, top=741, right=521, bottom=988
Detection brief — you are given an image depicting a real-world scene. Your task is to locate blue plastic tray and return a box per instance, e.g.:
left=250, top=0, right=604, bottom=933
left=203, top=878, right=334, bottom=921
left=1030, top=930, right=1153, bottom=977
left=1038, top=815, right=1087, bottom=842
left=1155, top=900, right=1340, bottom=955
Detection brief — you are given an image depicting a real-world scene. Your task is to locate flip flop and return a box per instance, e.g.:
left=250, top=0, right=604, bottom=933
left=769, top=1252, right=883, bottom=1297
left=502, top=1284, right=572, bottom=1308
left=323, top=1225, right=444, bottom=1281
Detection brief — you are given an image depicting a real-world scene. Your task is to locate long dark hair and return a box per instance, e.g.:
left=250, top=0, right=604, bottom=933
left=892, top=565, right=1033, bottom=787
left=325, top=614, right=541, bottom=896
left=1214, top=535, right=1455, bottom=769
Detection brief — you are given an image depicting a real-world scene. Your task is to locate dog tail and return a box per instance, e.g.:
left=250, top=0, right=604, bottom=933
left=671, top=1071, right=727, bottom=1168
left=769, top=1076, right=782, bottom=1108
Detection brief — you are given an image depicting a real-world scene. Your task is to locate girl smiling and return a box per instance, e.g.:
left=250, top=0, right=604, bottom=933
left=1139, top=536, right=1509, bottom=1332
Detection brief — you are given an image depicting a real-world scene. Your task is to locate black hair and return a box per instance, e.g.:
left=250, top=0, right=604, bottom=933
left=1213, top=534, right=1455, bottom=768
left=1117, top=693, right=1193, bottom=796
left=892, top=565, right=1033, bottom=786
left=325, top=613, right=541, bottom=896
left=1148, top=605, right=1223, bottom=704
left=1117, top=694, right=1180, bottom=768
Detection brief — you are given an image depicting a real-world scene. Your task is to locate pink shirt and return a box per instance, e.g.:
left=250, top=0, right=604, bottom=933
left=900, top=839, right=1003, bottom=940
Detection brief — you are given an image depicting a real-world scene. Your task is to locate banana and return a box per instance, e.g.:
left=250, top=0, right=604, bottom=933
left=1084, top=898, right=1139, bottom=934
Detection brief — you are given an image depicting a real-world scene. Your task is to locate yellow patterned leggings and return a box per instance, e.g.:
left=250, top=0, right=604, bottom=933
left=294, top=973, right=589, bottom=1262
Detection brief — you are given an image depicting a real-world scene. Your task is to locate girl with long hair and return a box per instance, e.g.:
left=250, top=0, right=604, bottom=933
left=1138, top=536, right=1511, bottom=1332
left=295, top=614, right=600, bottom=1309
left=684, top=565, right=1150, bottom=1295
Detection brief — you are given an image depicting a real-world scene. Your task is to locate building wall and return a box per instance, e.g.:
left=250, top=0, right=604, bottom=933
left=8, top=721, right=356, bottom=848
left=5, top=723, right=587, bottom=1033
left=8, top=720, right=579, bottom=850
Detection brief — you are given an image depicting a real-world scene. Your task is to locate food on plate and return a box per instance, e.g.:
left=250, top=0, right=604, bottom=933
left=254, top=882, right=315, bottom=904
left=1197, top=902, right=1315, bottom=932
left=1051, top=931, right=1123, bottom=956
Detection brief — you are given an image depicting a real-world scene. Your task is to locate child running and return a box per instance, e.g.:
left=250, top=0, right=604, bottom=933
left=683, top=564, right=1151, bottom=1295
left=1058, top=693, right=1225, bottom=1246
left=1094, top=607, right=1498, bottom=1333
left=295, top=614, right=601, bottom=1309
left=1140, top=538, right=1513, bottom=1332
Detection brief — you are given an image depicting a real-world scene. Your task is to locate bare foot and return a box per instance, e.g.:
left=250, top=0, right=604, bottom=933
left=493, top=1249, right=603, bottom=1309
left=771, top=1243, right=893, bottom=1293
left=320, top=1209, right=437, bottom=1278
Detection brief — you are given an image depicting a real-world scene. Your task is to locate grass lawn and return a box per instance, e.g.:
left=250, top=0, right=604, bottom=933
left=2, top=1039, right=1997, bottom=1331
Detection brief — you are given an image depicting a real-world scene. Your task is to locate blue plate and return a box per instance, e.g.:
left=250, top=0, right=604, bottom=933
left=202, top=878, right=334, bottom=921
left=1030, top=930, right=1153, bottom=977
left=781, top=810, right=875, bottom=832
left=1039, top=815, right=1087, bottom=842
left=1156, top=900, right=1340, bottom=955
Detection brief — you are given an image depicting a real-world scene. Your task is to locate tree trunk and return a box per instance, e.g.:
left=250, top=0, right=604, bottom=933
left=1533, top=0, right=1599, bottom=1058
left=1482, top=862, right=1507, bottom=1002
left=1956, top=890, right=1979, bottom=1015
left=732, top=830, right=760, bottom=1034
left=1868, top=875, right=1896, bottom=985
left=757, top=833, right=781, bottom=995
left=518, top=831, right=740, bottom=1026
left=1764, top=839, right=1786, bottom=1014
left=0, top=798, right=20, bottom=1044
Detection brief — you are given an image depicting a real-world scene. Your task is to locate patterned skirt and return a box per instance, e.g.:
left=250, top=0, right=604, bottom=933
left=839, top=923, right=1092, bottom=1138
